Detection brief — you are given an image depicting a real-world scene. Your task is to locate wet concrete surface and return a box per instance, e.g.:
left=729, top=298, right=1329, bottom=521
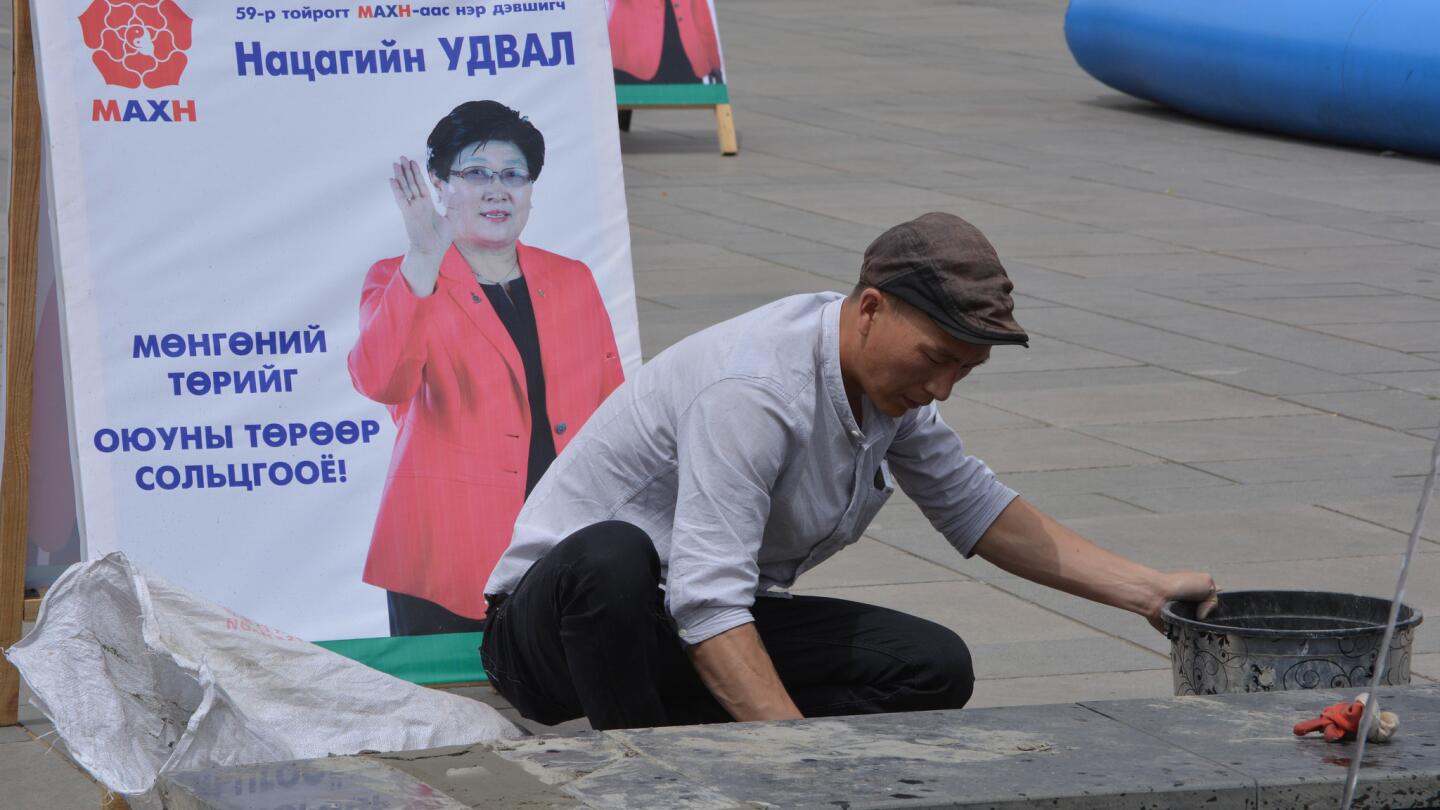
left=157, top=684, right=1440, bottom=809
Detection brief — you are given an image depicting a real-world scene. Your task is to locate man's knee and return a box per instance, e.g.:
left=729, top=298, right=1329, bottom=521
left=912, top=626, right=975, bottom=710
left=551, top=521, right=659, bottom=597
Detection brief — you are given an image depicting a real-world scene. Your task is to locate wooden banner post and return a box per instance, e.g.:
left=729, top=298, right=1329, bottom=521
left=2, top=0, right=42, bottom=729
left=616, top=85, right=738, bottom=156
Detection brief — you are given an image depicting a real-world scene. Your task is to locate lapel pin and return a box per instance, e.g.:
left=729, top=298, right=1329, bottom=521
left=471, top=292, right=481, bottom=303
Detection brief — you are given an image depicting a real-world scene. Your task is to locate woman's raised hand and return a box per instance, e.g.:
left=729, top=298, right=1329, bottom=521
left=391, top=157, right=453, bottom=256
left=390, top=157, right=452, bottom=296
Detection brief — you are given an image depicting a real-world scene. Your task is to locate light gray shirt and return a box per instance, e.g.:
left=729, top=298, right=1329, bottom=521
left=485, top=293, right=1018, bottom=644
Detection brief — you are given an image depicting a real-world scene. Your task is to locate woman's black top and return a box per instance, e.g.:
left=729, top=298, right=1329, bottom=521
left=481, top=277, right=557, bottom=497
left=613, top=0, right=702, bottom=84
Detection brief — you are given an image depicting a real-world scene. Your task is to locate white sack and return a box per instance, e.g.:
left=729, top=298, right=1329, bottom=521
left=4, top=552, right=520, bottom=809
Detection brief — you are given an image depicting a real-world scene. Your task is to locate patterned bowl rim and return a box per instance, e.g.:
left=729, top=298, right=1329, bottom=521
left=1161, top=589, right=1424, bottom=639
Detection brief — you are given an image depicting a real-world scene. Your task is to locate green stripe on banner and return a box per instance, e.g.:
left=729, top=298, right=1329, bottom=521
left=315, top=633, right=488, bottom=684
left=615, top=83, right=729, bottom=106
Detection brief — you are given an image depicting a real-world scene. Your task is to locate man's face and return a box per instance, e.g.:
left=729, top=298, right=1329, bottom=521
left=853, top=291, right=991, bottom=418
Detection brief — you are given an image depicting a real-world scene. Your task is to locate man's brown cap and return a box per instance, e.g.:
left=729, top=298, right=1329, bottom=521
left=859, top=212, right=1028, bottom=347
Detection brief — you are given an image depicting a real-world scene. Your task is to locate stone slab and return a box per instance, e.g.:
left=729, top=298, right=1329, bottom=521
left=0, top=735, right=103, bottom=809
left=967, top=636, right=1166, bottom=680
left=962, top=379, right=1314, bottom=428
left=1081, top=686, right=1440, bottom=809
left=159, top=688, right=1440, bottom=809
left=960, top=426, right=1165, bottom=473
left=797, top=537, right=968, bottom=589
left=1190, top=452, right=1431, bottom=485
left=1077, top=414, right=1431, bottom=464
left=791, top=580, right=1105, bottom=645
left=969, top=669, right=1174, bottom=709
left=598, top=705, right=1257, bottom=809
left=160, top=754, right=510, bottom=810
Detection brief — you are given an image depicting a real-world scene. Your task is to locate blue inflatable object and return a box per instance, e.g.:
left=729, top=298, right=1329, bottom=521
left=1064, top=0, right=1440, bottom=157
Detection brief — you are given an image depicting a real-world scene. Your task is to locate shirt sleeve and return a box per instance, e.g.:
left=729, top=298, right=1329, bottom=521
left=886, top=404, right=1018, bottom=558
left=347, top=259, right=435, bottom=405
left=665, top=378, right=794, bottom=645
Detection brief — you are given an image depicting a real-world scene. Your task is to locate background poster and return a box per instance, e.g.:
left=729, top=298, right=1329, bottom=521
left=23, top=172, right=83, bottom=592
left=30, top=0, right=639, bottom=680
left=607, top=0, right=729, bottom=106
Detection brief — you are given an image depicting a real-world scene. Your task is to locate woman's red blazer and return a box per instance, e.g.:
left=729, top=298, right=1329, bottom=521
left=609, top=0, right=723, bottom=82
left=348, top=243, right=625, bottom=619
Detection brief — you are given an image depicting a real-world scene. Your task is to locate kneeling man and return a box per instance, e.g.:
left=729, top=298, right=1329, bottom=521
left=481, top=212, right=1217, bottom=730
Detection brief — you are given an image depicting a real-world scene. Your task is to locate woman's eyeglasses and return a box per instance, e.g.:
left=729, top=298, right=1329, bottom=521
left=449, top=166, right=532, bottom=188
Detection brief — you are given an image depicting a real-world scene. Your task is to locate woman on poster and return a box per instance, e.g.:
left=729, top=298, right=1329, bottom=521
left=608, top=0, right=724, bottom=84
left=349, top=101, right=625, bottom=637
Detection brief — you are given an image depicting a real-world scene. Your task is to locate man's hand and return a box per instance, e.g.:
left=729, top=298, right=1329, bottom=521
left=1147, top=571, right=1219, bottom=633
left=975, top=497, right=1220, bottom=635
left=686, top=623, right=804, bottom=722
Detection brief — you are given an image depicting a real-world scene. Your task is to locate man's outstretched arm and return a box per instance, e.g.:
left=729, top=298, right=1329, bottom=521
left=974, top=496, right=1218, bottom=631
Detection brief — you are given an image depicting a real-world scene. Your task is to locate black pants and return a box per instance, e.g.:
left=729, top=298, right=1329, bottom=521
left=479, top=521, right=975, bottom=730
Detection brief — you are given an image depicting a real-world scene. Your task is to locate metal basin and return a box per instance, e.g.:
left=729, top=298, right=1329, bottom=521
left=1161, top=590, right=1423, bottom=696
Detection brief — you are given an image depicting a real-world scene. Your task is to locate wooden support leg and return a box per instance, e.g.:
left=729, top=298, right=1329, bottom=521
left=2, top=0, right=43, bottom=728
left=618, top=108, right=633, bottom=132
left=715, top=103, right=738, bottom=156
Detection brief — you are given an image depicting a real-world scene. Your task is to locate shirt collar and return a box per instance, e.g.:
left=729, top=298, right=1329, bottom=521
left=819, top=297, right=865, bottom=442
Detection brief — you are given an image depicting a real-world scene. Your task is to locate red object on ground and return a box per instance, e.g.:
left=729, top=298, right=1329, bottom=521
left=1294, top=700, right=1366, bottom=742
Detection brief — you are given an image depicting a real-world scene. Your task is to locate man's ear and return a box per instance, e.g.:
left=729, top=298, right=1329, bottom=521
left=856, top=288, right=884, bottom=337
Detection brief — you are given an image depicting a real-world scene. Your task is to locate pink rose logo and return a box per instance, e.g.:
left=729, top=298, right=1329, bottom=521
left=79, top=0, right=193, bottom=89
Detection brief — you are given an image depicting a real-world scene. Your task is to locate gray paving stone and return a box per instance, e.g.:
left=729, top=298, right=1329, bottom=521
left=1309, top=321, right=1440, bottom=352
left=960, top=426, right=1165, bottom=473
left=1104, top=476, right=1424, bottom=515
left=1000, top=461, right=1235, bottom=496
left=1285, top=389, right=1440, bottom=432
left=1205, top=294, right=1440, bottom=326
left=969, top=669, right=1175, bottom=708
left=1360, top=370, right=1440, bottom=397
left=978, top=336, right=1144, bottom=374
left=937, top=397, right=1046, bottom=431
left=0, top=734, right=102, bottom=810
left=1015, top=491, right=1155, bottom=520
left=1131, top=312, right=1439, bottom=375
left=1228, top=244, right=1440, bottom=274
left=963, top=379, right=1314, bottom=428
left=0, top=726, right=29, bottom=744
left=798, top=538, right=968, bottom=589
left=1026, top=250, right=1284, bottom=279
left=1078, top=414, right=1431, bottom=463
left=1191, top=452, right=1432, bottom=485
left=1050, top=504, right=1425, bottom=569
left=791, top=580, right=1107, bottom=645
left=1127, top=222, right=1397, bottom=252
left=1321, top=491, right=1440, bottom=543
left=969, top=637, right=1166, bottom=680
left=1149, top=281, right=1399, bottom=302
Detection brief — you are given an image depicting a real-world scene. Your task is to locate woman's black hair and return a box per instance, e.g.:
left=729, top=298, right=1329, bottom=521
left=426, top=100, right=545, bottom=181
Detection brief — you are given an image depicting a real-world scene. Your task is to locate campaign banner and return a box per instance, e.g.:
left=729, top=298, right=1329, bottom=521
left=24, top=173, right=84, bottom=592
left=30, top=0, right=640, bottom=681
left=607, top=0, right=729, bottom=106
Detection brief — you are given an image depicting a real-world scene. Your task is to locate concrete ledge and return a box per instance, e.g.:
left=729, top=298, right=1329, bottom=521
left=159, top=685, right=1440, bottom=809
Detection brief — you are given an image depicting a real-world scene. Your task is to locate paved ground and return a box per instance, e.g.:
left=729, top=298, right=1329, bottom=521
left=6, top=0, right=1440, bottom=804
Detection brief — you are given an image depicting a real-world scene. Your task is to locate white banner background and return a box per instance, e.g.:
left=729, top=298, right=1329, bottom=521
left=31, top=0, right=639, bottom=640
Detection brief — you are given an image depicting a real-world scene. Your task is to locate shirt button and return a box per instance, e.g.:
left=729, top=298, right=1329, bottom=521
left=678, top=628, right=689, bottom=638
left=555, top=422, right=567, bottom=435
